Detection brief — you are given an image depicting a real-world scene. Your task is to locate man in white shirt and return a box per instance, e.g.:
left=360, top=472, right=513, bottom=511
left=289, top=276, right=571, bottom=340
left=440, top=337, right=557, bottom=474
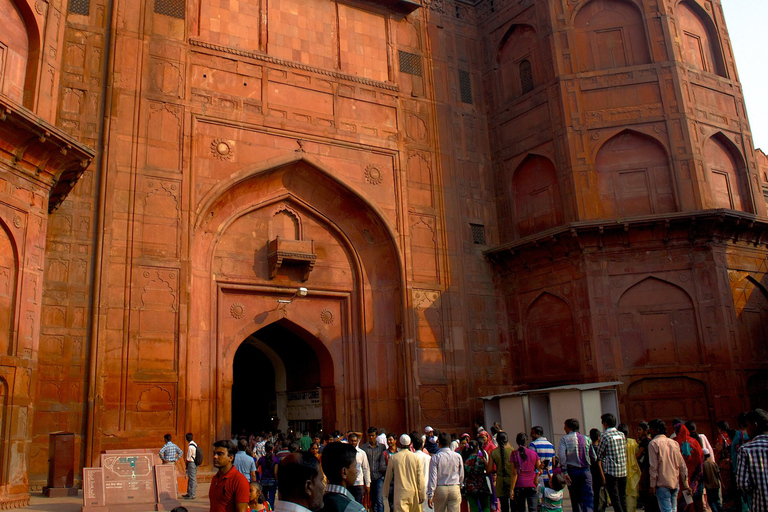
left=427, top=433, right=464, bottom=512
left=182, top=432, right=198, bottom=500
left=347, top=432, right=371, bottom=504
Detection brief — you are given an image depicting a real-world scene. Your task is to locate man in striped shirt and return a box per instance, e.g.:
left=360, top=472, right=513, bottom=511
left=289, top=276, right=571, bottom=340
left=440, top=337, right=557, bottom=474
left=736, top=409, right=768, bottom=512
left=530, top=426, right=555, bottom=485
left=596, top=414, right=628, bottom=512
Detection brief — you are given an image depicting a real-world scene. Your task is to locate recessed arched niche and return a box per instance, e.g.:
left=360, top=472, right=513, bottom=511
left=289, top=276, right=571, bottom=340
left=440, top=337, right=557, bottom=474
left=704, top=133, right=750, bottom=212
left=574, top=0, right=651, bottom=72
left=497, top=24, right=538, bottom=101
left=512, top=155, right=563, bottom=238
left=676, top=0, right=726, bottom=77
left=594, top=130, right=676, bottom=218
left=0, top=0, right=30, bottom=104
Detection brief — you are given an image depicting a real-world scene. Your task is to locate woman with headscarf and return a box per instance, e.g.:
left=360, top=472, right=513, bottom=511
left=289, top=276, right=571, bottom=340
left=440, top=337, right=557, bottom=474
left=714, top=421, right=734, bottom=511
left=674, top=423, right=704, bottom=512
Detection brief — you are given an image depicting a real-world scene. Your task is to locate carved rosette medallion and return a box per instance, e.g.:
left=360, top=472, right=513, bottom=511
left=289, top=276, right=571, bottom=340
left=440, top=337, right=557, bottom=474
left=320, top=309, right=333, bottom=324
left=13, top=215, right=22, bottom=228
left=211, top=139, right=234, bottom=160
left=230, top=303, right=245, bottom=319
left=364, top=165, right=383, bottom=185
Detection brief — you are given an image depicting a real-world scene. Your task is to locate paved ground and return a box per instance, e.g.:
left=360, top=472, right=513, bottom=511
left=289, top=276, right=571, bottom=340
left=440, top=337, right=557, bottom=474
left=28, top=485, right=580, bottom=512
left=27, top=482, right=212, bottom=511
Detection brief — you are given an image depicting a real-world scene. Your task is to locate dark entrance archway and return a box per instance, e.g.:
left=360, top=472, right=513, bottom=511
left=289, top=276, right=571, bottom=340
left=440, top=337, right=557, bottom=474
left=232, top=321, right=326, bottom=436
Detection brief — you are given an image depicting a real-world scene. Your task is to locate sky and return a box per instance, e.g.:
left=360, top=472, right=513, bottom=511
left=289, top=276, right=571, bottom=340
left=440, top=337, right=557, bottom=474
left=721, top=0, right=768, bottom=152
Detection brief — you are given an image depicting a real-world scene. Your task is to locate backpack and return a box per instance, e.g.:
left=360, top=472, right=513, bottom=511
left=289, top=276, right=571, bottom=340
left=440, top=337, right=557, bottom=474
left=193, top=442, right=203, bottom=465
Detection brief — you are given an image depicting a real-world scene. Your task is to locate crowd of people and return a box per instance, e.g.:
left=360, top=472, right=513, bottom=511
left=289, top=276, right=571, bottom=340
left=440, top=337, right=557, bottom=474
left=156, top=408, right=768, bottom=512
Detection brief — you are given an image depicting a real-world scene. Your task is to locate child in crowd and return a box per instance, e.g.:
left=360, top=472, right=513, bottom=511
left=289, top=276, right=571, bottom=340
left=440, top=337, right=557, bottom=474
left=539, top=473, right=566, bottom=512
left=702, top=449, right=722, bottom=512
left=248, top=481, right=271, bottom=512
left=319, top=441, right=366, bottom=512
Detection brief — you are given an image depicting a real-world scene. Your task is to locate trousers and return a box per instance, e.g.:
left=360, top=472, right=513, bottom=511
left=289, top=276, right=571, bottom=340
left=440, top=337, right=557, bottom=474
left=186, top=461, right=197, bottom=498
left=434, top=485, right=462, bottom=512
left=605, top=474, right=628, bottom=512
left=567, top=466, right=594, bottom=512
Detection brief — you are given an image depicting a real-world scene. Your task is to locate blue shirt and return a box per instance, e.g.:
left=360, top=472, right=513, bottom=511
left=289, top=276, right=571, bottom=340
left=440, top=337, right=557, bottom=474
left=159, top=441, right=183, bottom=462
left=530, top=437, right=556, bottom=481
left=234, top=450, right=257, bottom=482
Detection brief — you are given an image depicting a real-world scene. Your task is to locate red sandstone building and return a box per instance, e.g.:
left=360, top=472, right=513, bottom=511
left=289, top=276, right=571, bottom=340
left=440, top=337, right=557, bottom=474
left=1, top=0, right=767, bottom=506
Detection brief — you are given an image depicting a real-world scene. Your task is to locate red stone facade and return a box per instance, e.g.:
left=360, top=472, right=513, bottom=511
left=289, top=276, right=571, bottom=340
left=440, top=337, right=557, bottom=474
left=0, top=0, right=767, bottom=504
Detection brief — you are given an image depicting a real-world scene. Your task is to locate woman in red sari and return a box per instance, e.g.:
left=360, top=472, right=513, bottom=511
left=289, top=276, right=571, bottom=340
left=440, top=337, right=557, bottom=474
left=674, top=423, right=704, bottom=512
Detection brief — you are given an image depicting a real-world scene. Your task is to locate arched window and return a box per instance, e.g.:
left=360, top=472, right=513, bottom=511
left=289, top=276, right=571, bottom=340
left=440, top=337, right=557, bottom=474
left=519, top=60, right=534, bottom=94
left=676, top=0, right=726, bottom=77
left=574, top=0, right=651, bottom=72
left=704, top=134, right=750, bottom=212
left=0, top=223, right=16, bottom=356
left=0, top=0, right=29, bottom=104
left=512, top=155, right=563, bottom=237
left=497, top=24, right=537, bottom=101
left=594, top=131, right=676, bottom=218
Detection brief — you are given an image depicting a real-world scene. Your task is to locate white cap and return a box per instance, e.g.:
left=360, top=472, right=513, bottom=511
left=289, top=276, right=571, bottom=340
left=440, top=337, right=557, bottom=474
left=399, top=434, right=411, bottom=446
left=425, top=426, right=433, bottom=433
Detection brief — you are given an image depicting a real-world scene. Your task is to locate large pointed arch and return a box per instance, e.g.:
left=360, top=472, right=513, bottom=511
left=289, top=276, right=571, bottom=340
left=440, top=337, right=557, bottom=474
left=675, top=0, right=726, bottom=77
left=188, top=156, right=407, bottom=447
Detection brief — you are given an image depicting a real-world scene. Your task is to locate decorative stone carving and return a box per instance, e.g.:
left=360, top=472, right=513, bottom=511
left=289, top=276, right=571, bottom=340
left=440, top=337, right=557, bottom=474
left=230, top=303, right=245, bottom=319
left=211, top=139, right=234, bottom=160
left=320, top=309, right=333, bottom=324
left=364, top=165, right=383, bottom=185
left=267, top=237, right=317, bottom=281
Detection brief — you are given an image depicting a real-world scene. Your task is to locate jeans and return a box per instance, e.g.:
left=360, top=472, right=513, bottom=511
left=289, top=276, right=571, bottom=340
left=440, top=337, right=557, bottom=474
left=370, top=476, right=385, bottom=512
left=512, top=487, right=537, bottom=512
left=186, top=461, right=197, bottom=497
left=262, top=481, right=277, bottom=509
left=604, top=475, right=627, bottom=512
left=350, top=485, right=365, bottom=504
left=568, top=466, right=595, bottom=512
left=707, top=489, right=722, bottom=512
left=656, top=487, right=679, bottom=512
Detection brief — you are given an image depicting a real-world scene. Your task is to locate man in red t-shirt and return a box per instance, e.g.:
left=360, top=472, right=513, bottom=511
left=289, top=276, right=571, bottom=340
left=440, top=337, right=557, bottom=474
left=210, top=439, right=250, bottom=512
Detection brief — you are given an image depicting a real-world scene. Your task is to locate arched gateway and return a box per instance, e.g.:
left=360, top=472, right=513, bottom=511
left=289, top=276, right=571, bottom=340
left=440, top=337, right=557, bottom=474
left=189, top=155, right=406, bottom=447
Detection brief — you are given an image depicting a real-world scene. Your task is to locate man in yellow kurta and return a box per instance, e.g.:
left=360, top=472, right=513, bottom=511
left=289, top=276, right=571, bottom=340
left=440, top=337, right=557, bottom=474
left=383, top=435, right=425, bottom=512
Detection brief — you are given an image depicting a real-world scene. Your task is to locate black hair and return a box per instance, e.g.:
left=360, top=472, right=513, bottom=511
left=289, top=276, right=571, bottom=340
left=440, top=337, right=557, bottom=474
left=737, top=412, right=748, bottom=428
left=386, top=433, right=397, bottom=440
left=214, top=439, right=238, bottom=457
left=164, top=433, right=172, bottom=442
left=347, top=432, right=359, bottom=442
left=462, top=440, right=480, bottom=462
left=648, top=419, right=666, bottom=436
left=412, top=436, right=424, bottom=451
left=746, top=409, right=768, bottom=434
left=617, top=423, right=629, bottom=437
left=171, top=507, right=189, bottom=512
left=601, top=413, right=617, bottom=428
left=716, top=420, right=729, bottom=431
left=185, top=433, right=193, bottom=442
left=250, top=481, right=264, bottom=504
left=490, top=426, right=499, bottom=436
left=515, top=432, right=528, bottom=462
left=438, top=432, right=451, bottom=447
left=264, top=441, right=274, bottom=454
left=239, top=438, right=249, bottom=450
left=565, top=418, right=580, bottom=431
left=589, top=429, right=600, bottom=444
left=638, top=421, right=649, bottom=432
left=685, top=420, right=702, bottom=446
left=367, top=427, right=378, bottom=435
left=531, top=426, right=544, bottom=436
left=497, top=432, right=510, bottom=481
left=288, top=442, right=300, bottom=453
left=321, top=442, right=357, bottom=485
left=278, top=452, right=321, bottom=500
left=672, top=418, right=685, bottom=428
left=550, top=473, right=566, bottom=492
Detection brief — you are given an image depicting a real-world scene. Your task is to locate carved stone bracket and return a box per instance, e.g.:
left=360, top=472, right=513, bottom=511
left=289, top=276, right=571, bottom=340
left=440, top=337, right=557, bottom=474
left=267, top=237, right=317, bottom=281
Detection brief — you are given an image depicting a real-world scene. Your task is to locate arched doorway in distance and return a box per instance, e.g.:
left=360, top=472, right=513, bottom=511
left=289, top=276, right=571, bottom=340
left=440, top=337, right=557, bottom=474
left=231, top=320, right=332, bottom=437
